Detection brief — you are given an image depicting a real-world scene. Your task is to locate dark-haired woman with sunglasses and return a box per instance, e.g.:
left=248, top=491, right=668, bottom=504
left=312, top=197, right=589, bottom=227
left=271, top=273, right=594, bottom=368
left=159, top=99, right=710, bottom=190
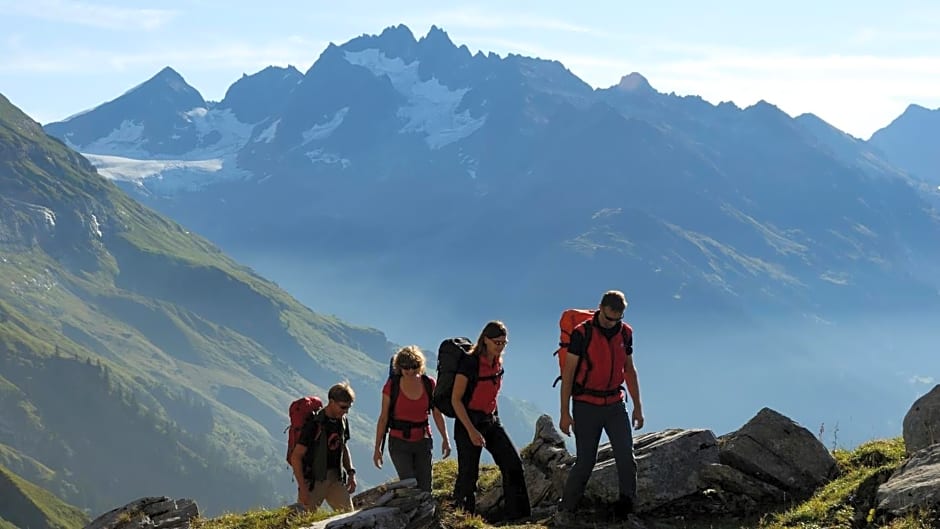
left=451, top=320, right=531, bottom=521
left=373, top=345, right=451, bottom=491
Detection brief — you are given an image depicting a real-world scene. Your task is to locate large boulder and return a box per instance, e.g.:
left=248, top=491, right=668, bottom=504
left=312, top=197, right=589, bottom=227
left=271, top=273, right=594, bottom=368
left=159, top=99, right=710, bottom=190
left=876, top=444, right=940, bottom=517
left=718, top=407, right=837, bottom=498
left=589, top=428, right=720, bottom=512
left=902, top=384, right=940, bottom=454
left=84, top=497, right=198, bottom=529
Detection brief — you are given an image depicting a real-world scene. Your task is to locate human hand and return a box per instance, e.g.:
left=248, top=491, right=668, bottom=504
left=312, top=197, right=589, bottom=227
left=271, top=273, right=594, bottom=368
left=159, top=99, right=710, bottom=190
left=442, top=438, right=452, bottom=458
left=469, top=428, right=485, bottom=447
left=632, top=408, right=644, bottom=430
left=559, top=413, right=574, bottom=436
left=346, top=474, right=357, bottom=493
left=372, top=448, right=383, bottom=469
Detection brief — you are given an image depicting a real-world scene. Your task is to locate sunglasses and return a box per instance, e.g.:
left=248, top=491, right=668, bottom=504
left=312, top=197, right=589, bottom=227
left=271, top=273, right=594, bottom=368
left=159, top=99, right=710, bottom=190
left=488, top=337, right=508, bottom=347
left=398, top=363, right=419, bottom=370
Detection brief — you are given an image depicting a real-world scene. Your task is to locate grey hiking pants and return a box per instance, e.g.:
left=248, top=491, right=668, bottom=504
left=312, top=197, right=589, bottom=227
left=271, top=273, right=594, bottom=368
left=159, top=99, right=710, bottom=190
left=388, top=436, right=433, bottom=492
left=560, top=399, right=637, bottom=511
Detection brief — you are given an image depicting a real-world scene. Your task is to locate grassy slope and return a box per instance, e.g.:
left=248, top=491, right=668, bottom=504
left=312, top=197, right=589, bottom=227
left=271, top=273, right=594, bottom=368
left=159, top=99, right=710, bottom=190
left=0, top=93, right=392, bottom=513
left=0, top=462, right=88, bottom=529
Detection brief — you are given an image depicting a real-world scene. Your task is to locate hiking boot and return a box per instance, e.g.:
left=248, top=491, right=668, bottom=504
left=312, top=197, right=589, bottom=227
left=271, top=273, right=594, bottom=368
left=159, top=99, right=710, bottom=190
left=613, top=496, right=635, bottom=519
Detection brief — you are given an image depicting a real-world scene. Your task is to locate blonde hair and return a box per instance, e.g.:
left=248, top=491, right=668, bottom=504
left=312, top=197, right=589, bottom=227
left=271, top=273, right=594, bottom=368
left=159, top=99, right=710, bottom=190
left=328, top=381, right=355, bottom=403
left=392, top=345, right=426, bottom=375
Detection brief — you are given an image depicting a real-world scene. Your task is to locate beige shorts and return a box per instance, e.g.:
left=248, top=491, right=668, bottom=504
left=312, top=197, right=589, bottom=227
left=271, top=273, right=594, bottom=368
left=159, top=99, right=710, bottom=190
left=304, top=469, right=353, bottom=512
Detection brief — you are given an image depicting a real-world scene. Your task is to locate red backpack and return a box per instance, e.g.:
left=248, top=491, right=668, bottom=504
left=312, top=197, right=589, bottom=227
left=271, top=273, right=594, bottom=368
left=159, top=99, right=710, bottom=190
left=552, top=309, right=595, bottom=387
left=285, top=396, right=323, bottom=464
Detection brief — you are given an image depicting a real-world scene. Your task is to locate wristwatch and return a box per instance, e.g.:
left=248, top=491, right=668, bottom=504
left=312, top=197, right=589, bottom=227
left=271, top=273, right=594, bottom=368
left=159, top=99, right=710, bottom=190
left=346, top=468, right=356, bottom=476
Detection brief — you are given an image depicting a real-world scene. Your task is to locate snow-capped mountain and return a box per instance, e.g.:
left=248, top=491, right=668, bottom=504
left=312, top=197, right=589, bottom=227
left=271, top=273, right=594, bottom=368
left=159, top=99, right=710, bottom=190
left=41, top=23, right=940, bottom=449
left=44, top=25, right=940, bottom=324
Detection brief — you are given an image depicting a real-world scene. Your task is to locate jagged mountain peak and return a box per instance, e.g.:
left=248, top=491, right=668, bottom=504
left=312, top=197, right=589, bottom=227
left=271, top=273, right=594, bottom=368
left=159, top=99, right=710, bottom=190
left=129, top=66, right=204, bottom=104
left=420, top=24, right=455, bottom=47
left=614, top=72, right=654, bottom=93
left=219, top=65, right=303, bottom=123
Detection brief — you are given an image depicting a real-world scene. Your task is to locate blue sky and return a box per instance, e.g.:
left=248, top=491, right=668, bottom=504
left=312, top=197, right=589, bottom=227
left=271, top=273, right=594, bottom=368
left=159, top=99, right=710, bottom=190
left=1, top=0, right=939, bottom=139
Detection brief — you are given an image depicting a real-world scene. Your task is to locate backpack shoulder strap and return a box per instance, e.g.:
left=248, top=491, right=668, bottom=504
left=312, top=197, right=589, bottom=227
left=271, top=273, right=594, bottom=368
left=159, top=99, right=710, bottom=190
left=421, top=374, right=434, bottom=414
left=388, top=375, right=401, bottom=420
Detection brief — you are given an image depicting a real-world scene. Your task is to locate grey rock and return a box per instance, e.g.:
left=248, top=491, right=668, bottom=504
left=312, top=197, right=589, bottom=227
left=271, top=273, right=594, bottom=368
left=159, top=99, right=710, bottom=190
left=718, top=407, right=837, bottom=498
left=877, top=443, right=940, bottom=516
left=589, top=428, right=720, bottom=512
left=84, top=497, right=199, bottom=529
left=903, top=384, right=940, bottom=454
left=310, top=478, right=435, bottom=529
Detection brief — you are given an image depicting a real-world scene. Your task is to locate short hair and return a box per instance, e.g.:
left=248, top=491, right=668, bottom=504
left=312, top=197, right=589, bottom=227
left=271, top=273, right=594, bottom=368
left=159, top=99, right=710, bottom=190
left=393, top=345, right=427, bottom=375
left=600, top=290, right=628, bottom=312
left=328, top=382, right=355, bottom=403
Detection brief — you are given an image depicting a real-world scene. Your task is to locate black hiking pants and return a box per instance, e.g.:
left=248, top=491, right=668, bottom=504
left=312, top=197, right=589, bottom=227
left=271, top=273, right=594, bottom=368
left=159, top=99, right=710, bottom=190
left=388, top=436, right=434, bottom=492
left=560, top=399, right=637, bottom=512
left=453, top=412, right=531, bottom=520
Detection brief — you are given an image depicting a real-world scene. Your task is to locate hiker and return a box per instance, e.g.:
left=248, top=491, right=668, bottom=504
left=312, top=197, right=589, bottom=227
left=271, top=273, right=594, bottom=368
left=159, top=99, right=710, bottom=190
left=451, top=320, right=531, bottom=521
left=556, top=290, right=644, bottom=524
left=372, top=345, right=452, bottom=491
left=289, top=382, right=358, bottom=513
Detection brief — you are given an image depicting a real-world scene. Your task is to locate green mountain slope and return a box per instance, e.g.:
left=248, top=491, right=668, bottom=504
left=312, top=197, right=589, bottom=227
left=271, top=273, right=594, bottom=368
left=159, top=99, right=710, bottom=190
left=0, top=459, right=87, bottom=529
left=0, top=93, right=398, bottom=515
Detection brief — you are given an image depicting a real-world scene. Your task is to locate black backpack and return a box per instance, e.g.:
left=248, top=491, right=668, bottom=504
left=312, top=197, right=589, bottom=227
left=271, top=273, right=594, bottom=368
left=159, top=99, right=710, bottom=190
left=432, top=337, right=474, bottom=418
left=432, top=337, right=505, bottom=418
left=383, top=357, right=434, bottom=446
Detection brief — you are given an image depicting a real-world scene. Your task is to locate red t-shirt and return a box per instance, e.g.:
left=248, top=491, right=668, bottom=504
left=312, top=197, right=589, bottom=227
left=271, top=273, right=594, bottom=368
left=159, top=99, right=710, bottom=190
left=465, top=356, right=502, bottom=414
left=382, top=376, right=435, bottom=440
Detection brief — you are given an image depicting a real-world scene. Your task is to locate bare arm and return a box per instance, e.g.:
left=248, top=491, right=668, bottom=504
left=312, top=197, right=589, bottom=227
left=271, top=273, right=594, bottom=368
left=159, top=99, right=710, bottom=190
left=432, top=407, right=452, bottom=457
left=451, top=374, right=474, bottom=433
left=558, top=352, right=580, bottom=435
left=624, top=355, right=644, bottom=429
left=373, top=393, right=391, bottom=464
left=559, top=352, right=579, bottom=417
left=290, top=444, right=310, bottom=506
left=342, top=442, right=353, bottom=472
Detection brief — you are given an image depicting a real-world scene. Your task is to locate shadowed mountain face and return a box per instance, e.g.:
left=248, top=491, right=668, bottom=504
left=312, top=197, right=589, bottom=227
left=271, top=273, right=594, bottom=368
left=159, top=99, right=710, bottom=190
left=42, top=25, right=940, bottom=447
left=868, top=104, right=940, bottom=186
left=0, top=93, right=451, bottom=515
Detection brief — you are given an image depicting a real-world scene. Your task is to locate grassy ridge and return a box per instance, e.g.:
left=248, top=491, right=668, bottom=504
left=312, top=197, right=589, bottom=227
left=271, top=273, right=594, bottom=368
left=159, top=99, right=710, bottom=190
left=0, top=462, right=88, bottom=529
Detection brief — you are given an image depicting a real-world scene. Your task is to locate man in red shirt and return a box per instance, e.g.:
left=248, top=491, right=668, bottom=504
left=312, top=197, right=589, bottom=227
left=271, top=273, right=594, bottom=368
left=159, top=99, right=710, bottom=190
left=557, top=290, right=644, bottom=523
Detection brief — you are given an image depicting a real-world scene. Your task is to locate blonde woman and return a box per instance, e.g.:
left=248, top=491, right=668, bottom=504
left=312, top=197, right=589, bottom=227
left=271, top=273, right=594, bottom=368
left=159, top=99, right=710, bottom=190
left=373, top=345, right=451, bottom=491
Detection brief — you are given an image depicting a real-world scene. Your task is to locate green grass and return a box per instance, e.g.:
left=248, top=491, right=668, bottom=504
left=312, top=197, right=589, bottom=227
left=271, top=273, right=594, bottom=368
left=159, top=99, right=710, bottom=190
left=0, top=463, right=88, bottom=529
left=191, top=506, right=331, bottom=529
left=759, top=438, right=915, bottom=529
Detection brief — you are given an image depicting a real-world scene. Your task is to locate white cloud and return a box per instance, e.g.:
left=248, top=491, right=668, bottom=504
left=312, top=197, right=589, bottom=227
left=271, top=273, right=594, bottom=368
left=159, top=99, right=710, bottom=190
left=0, top=0, right=177, bottom=31
left=910, top=375, right=936, bottom=385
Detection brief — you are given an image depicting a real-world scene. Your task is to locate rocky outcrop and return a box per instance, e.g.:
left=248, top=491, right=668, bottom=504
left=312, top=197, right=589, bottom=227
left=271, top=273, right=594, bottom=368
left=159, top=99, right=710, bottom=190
left=902, top=384, right=940, bottom=454
left=477, top=408, right=834, bottom=520
left=84, top=497, right=198, bottom=529
left=877, top=443, right=940, bottom=517
left=718, top=407, right=838, bottom=498
left=306, top=478, right=434, bottom=529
